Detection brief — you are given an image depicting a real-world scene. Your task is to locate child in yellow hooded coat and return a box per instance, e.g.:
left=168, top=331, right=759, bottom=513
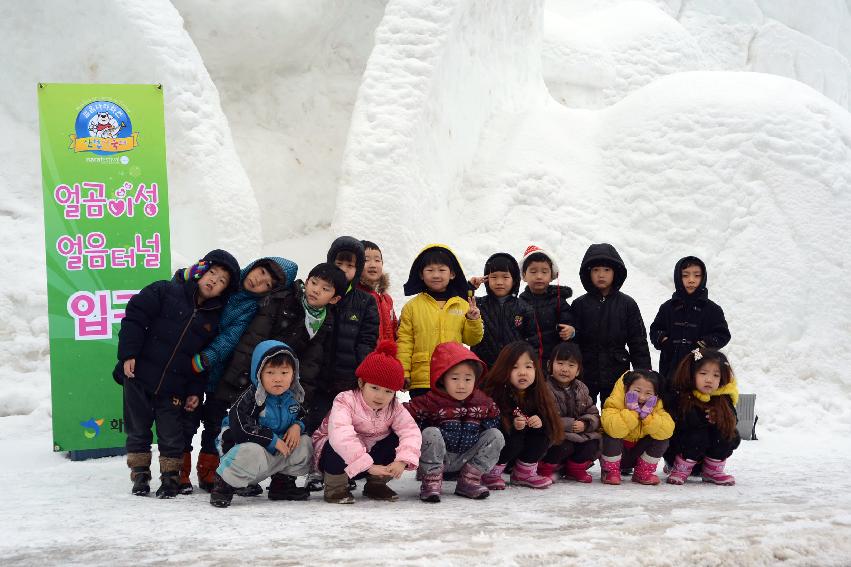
left=397, top=245, right=483, bottom=398
left=600, top=369, right=674, bottom=485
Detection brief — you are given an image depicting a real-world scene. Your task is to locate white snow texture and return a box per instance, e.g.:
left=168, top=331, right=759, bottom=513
left=2, top=0, right=851, bottom=565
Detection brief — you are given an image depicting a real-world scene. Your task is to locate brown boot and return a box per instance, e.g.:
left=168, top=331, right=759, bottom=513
left=157, top=456, right=183, bottom=499
left=196, top=452, right=220, bottom=492
left=363, top=474, right=398, bottom=502
left=127, top=452, right=152, bottom=496
left=323, top=473, right=355, bottom=504
left=178, top=452, right=193, bottom=494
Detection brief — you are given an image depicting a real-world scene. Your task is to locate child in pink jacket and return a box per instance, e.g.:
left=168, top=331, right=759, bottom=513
left=312, top=340, right=422, bottom=503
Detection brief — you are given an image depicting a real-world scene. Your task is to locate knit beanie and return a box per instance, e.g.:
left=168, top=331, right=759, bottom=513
left=521, top=244, right=560, bottom=278
left=355, top=340, right=405, bottom=391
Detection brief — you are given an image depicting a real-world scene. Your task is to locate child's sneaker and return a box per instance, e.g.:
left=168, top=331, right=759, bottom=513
left=268, top=474, right=310, bottom=501
left=210, top=474, right=235, bottom=508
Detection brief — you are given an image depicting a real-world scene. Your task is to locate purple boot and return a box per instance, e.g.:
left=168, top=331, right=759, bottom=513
left=482, top=463, right=507, bottom=490
left=510, top=460, right=553, bottom=489
left=419, top=466, right=443, bottom=503
left=666, top=455, right=697, bottom=485
left=702, top=457, right=735, bottom=485
left=455, top=463, right=490, bottom=500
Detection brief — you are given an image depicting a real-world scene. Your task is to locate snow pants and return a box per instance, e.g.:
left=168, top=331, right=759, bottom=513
left=541, top=438, right=600, bottom=464
left=123, top=377, right=184, bottom=459
left=602, top=434, right=669, bottom=468
left=499, top=426, right=551, bottom=465
left=216, top=436, right=312, bottom=488
left=419, top=427, right=505, bottom=475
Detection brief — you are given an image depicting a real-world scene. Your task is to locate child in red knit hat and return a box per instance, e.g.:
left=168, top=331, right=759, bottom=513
left=311, top=340, right=422, bottom=503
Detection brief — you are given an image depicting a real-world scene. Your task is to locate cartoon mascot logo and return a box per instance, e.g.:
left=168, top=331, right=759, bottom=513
left=80, top=418, right=104, bottom=439
left=70, top=100, right=139, bottom=155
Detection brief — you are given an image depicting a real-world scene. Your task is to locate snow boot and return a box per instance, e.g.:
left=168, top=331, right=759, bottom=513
left=178, top=452, right=193, bottom=495
left=305, top=471, right=324, bottom=492
left=701, top=457, right=735, bottom=486
left=563, top=460, right=593, bottom=483
left=455, top=463, right=490, bottom=500
left=209, top=473, right=235, bottom=508
left=536, top=461, right=560, bottom=481
left=156, top=457, right=182, bottom=498
left=236, top=483, right=263, bottom=497
left=419, top=466, right=443, bottom=503
left=363, top=474, right=398, bottom=502
left=482, top=463, right=507, bottom=490
left=632, top=457, right=661, bottom=485
left=510, top=460, right=553, bottom=489
left=324, top=473, right=355, bottom=504
left=666, top=454, right=697, bottom=485
left=196, top=452, right=219, bottom=493
left=268, top=473, right=310, bottom=501
left=600, top=458, right=622, bottom=485
left=127, top=452, right=152, bottom=496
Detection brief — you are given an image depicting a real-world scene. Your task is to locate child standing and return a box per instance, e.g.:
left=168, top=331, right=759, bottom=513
left=312, top=341, right=422, bottom=504
left=115, top=249, right=240, bottom=498
left=572, top=243, right=651, bottom=404
left=600, top=370, right=674, bottom=485
left=664, top=348, right=740, bottom=486
left=518, top=245, right=576, bottom=364
left=405, top=342, right=505, bottom=502
left=537, top=343, right=601, bottom=483
left=469, top=252, right=539, bottom=368
left=480, top=341, right=564, bottom=489
left=397, top=244, right=483, bottom=397
left=649, top=256, right=731, bottom=380
left=358, top=240, right=399, bottom=343
left=210, top=341, right=313, bottom=507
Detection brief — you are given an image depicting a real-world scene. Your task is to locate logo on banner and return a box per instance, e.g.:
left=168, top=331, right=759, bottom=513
left=79, top=417, right=105, bottom=439
left=70, top=100, right=139, bottom=155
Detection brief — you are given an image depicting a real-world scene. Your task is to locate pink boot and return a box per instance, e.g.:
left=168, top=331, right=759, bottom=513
left=701, top=457, right=735, bottom=485
left=482, top=464, right=507, bottom=490
left=536, top=461, right=560, bottom=481
left=563, top=460, right=593, bottom=483
left=666, top=455, right=697, bottom=485
left=632, top=457, right=661, bottom=485
left=454, top=463, right=489, bottom=500
left=510, top=460, right=553, bottom=489
left=419, top=467, right=443, bottom=503
left=600, top=458, right=621, bottom=485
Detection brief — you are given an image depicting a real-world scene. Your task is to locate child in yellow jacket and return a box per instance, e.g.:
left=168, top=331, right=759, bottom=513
left=600, top=370, right=674, bottom=486
left=398, top=245, right=483, bottom=398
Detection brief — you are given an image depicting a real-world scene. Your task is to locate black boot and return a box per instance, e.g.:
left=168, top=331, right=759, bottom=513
left=156, top=471, right=180, bottom=499
left=210, top=473, right=235, bottom=508
left=131, top=467, right=151, bottom=496
left=305, top=472, right=324, bottom=492
left=268, top=473, right=310, bottom=501
left=236, top=483, right=263, bottom=497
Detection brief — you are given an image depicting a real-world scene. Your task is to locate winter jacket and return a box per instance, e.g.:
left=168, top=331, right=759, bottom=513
left=601, top=376, right=674, bottom=443
left=405, top=342, right=501, bottom=454
left=519, top=284, right=576, bottom=363
left=113, top=249, right=239, bottom=399
left=545, top=376, right=602, bottom=443
left=214, top=280, right=334, bottom=407
left=201, top=257, right=299, bottom=391
left=666, top=380, right=740, bottom=454
left=311, top=389, right=422, bottom=478
left=472, top=294, right=538, bottom=367
left=357, top=273, right=398, bottom=343
left=649, top=256, right=731, bottom=379
left=219, top=341, right=307, bottom=455
left=572, top=244, right=651, bottom=392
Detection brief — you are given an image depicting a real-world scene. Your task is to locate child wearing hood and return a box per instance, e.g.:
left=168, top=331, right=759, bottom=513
left=405, top=342, right=504, bottom=502
left=469, top=252, right=539, bottom=368
left=210, top=341, right=313, bottom=507
left=397, top=244, right=483, bottom=398
left=357, top=240, right=399, bottom=343
left=572, top=243, right=651, bottom=405
left=649, top=256, right=731, bottom=380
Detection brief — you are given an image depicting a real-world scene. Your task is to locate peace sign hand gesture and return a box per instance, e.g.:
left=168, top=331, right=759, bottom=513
left=466, top=293, right=481, bottom=320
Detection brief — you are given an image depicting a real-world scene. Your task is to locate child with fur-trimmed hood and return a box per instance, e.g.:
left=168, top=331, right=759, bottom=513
left=357, top=240, right=399, bottom=343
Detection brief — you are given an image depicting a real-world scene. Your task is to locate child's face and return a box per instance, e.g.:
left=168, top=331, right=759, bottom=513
left=442, top=362, right=477, bottom=401
left=627, top=377, right=656, bottom=404
left=509, top=351, right=536, bottom=390
left=590, top=266, right=614, bottom=294
left=244, top=265, right=276, bottom=294
left=359, top=379, right=396, bottom=410
left=695, top=361, right=722, bottom=394
left=362, top=249, right=384, bottom=285
left=681, top=265, right=703, bottom=295
left=551, top=358, right=580, bottom=385
left=334, top=256, right=357, bottom=283
left=305, top=276, right=341, bottom=308
left=197, top=266, right=231, bottom=300
left=486, top=270, right=513, bottom=298
left=260, top=362, right=294, bottom=396
left=421, top=263, right=454, bottom=293
left=523, top=261, right=552, bottom=294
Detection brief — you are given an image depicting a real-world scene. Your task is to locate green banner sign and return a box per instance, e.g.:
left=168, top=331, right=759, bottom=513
left=38, top=83, right=171, bottom=452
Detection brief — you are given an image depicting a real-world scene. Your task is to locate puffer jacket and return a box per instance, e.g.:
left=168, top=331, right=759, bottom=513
left=311, top=389, right=422, bottom=478
left=649, top=256, right=731, bottom=379
left=357, top=273, right=398, bottom=343
left=219, top=340, right=307, bottom=455
left=571, top=244, right=651, bottom=392
left=405, top=342, right=501, bottom=454
left=546, top=376, right=602, bottom=443
left=601, top=376, right=674, bottom=443
left=519, top=284, right=576, bottom=363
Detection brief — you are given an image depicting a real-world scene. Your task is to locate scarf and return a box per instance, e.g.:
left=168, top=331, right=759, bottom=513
left=692, top=378, right=739, bottom=406
left=301, top=294, right=327, bottom=339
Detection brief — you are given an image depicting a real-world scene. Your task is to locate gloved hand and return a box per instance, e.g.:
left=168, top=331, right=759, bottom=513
left=625, top=391, right=640, bottom=412
left=191, top=353, right=209, bottom=374
left=638, top=395, right=657, bottom=419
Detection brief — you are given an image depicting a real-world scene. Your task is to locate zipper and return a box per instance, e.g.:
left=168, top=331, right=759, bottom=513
left=155, top=299, right=200, bottom=394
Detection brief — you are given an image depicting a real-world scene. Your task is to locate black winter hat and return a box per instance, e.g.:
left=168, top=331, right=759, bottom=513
left=201, top=249, right=241, bottom=294
left=326, top=236, right=366, bottom=283
left=578, top=243, right=627, bottom=293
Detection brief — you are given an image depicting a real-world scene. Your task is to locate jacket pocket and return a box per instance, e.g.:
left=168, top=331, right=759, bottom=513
left=412, top=352, right=430, bottom=364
